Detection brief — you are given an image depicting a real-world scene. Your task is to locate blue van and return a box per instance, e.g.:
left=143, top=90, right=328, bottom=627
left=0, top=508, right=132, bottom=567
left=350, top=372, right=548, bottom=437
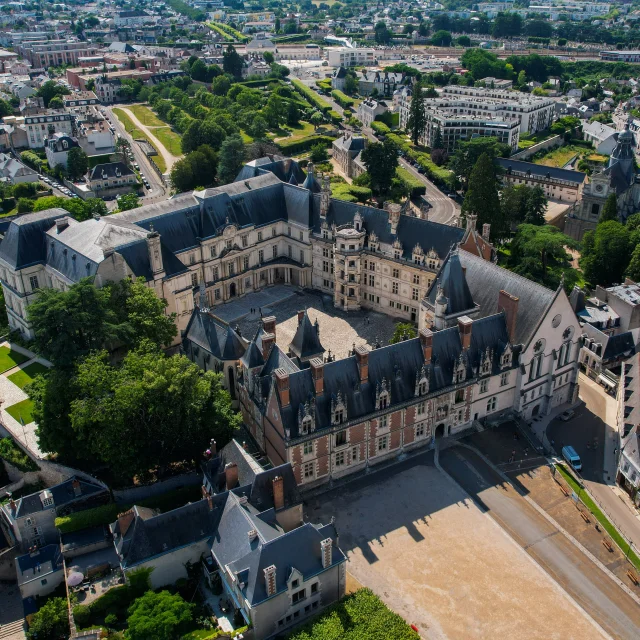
left=562, top=445, right=582, bottom=472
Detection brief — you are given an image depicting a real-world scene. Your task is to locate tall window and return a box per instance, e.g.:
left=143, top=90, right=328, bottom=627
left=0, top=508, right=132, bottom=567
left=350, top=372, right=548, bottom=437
left=500, top=372, right=509, bottom=387
left=486, top=396, right=497, bottom=413
left=335, top=430, right=347, bottom=446
left=273, top=245, right=277, bottom=258
left=392, top=282, right=398, bottom=295
left=242, top=235, right=248, bottom=247
left=304, top=462, right=314, bottom=479
left=335, top=451, right=345, bottom=466
left=529, top=355, right=543, bottom=381
left=29, top=276, right=39, bottom=290
left=257, top=231, right=263, bottom=242
left=378, top=435, right=388, bottom=451
left=243, top=256, right=249, bottom=271
left=258, top=250, right=264, bottom=263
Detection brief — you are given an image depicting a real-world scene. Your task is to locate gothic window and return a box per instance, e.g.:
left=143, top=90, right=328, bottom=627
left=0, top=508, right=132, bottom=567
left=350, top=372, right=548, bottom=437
left=528, top=354, right=543, bottom=381
left=500, top=344, right=512, bottom=369
left=331, top=391, right=347, bottom=425
left=376, top=378, right=390, bottom=410
left=453, top=354, right=466, bottom=384
left=415, top=365, right=429, bottom=396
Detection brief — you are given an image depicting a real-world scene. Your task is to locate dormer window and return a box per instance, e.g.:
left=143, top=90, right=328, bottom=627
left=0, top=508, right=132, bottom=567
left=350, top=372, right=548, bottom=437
left=331, top=391, right=347, bottom=425
left=453, top=354, right=466, bottom=384
left=414, top=364, right=429, bottom=396
left=298, top=399, right=315, bottom=435
left=412, top=243, right=424, bottom=265
left=375, top=378, right=390, bottom=410
left=480, top=347, right=493, bottom=376
left=500, top=344, right=512, bottom=369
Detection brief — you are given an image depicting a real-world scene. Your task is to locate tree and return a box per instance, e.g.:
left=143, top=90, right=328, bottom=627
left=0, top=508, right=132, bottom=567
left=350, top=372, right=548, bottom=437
left=28, top=278, right=121, bottom=369
left=361, top=139, right=398, bottom=195
left=310, top=143, right=328, bottom=163
left=310, top=111, right=324, bottom=130
left=17, top=197, right=33, bottom=213
left=430, top=30, right=452, bottom=46
left=344, top=73, right=359, bottom=95
left=263, top=51, right=274, bottom=64
left=449, top=137, right=511, bottom=188
left=217, top=134, right=246, bottom=185
left=211, top=75, right=231, bottom=96
left=249, top=116, right=268, bottom=140
left=170, top=146, right=217, bottom=193
left=13, top=182, right=37, bottom=198
left=374, top=21, right=392, bottom=45
left=599, top=193, right=618, bottom=223
left=127, top=591, right=194, bottom=640
left=223, top=44, right=243, bottom=78
left=627, top=243, right=640, bottom=282
left=407, top=81, right=426, bottom=145
left=462, top=153, right=504, bottom=241
left=70, top=344, right=240, bottom=480
left=182, top=120, right=226, bottom=154
left=117, top=193, right=140, bottom=212
left=66, top=147, right=88, bottom=179
left=37, top=80, right=69, bottom=107
left=507, top=224, right=578, bottom=291
left=390, top=323, right=417, bottom=344
left=262, top=94, right=287, bottom=129
left=523, top=185, right=547, bottom=225
left=26, top=597, right=69, bottom=640
left=580, top=221, right=631, bottom=286
left=48, top=96, right=64, bottom=109
left=0, top=98, right=12, bottom=118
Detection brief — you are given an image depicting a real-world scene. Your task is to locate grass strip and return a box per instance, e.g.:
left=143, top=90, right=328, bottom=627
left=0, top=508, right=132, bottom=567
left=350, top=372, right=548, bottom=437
left=126, top=104, right=166, bottom=128
left=555, top=463, right=640, bottom=572
left=7, top=362, right=49, bottom=389
left=0, top=346, right=30, bottom=373
left=6, top=398, right=34, bottom=425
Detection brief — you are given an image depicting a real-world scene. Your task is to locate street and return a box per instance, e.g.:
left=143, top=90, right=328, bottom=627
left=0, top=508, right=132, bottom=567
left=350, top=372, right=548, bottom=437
left=547, top=375, right=640, bottom=551
left=440, top=444, right=640, bottom=640
left=103, top=105, right=168, bottom=205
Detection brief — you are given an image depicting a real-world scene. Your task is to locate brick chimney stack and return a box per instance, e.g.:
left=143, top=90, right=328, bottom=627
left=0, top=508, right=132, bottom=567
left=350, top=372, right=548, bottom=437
left=310, top=357, right=324, bottom=394
left=498, top=290, right=519, bottom=343
left=419, top=328, right=433, bottom=364
left=297, top=310, right=305, bottom=324
left=275, top=368, right=290, bottom=407
left=262, top=315, right=277, bottom=338
left=457, top=316, right=473, bottom=350
left=261, top=333, right=275, bottom=361
left=272, top=475, right=284, bottom=511
left=225, top=462, right=239, bottom=490
left=117, top=509, right=135, bottom=536
left=355, top=344, right=369, bottom=382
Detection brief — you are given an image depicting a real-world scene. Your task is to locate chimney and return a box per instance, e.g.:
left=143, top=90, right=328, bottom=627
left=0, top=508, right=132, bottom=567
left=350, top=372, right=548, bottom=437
left=261, top=333, right=275, bottom=361
left=8, top=497, right=16, bottom=513
left=466, top=213, right=477, bottom=233
left=225, top=462, right=239, bottom=490
left=355, top=344, right=369, bottom=382
left=320, top=538, right=332, bottom=568
left=55, top=217, right=69, bottom=234
left=272, top=475, right=284, bottom=510
left=457, top=316, right=473, bottom=350
left=274, top=368, right=290, bottom=407
left=310, top=357, right=324, bottom=394
left=262, top=315, right=277, bottom=338
left=264, top=565, right=277, bottom=596
left=498, top=290, right=519, bottom=343
left=297, top=310, right=305, bottom=324
left=71, top=478, right=81, bottom=497
left=482, top=223, right=491, bottom=241
left=117, top=509, right=135, bottom=537
left=419, top=328, right=433, bottom=364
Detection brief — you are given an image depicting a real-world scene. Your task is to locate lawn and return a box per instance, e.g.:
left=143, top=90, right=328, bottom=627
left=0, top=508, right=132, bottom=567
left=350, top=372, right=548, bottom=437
left=112, top=108, right=137, bottom=134
left=0, top=346, right=30, bottom=373
left=7, top=362, right=50, bottom=389
left=113, top=108, right=167, bottom=173
left=6, top=398, right=34, bottom=425
left=273, top=121, right=317, bottom=143
left=153, top=127, right=183, bottom=156
left=536, top=145, right=582, bottom=168
left=555, top=464, right=640, bottom=572
left=126, top=104, right=166, bottom=128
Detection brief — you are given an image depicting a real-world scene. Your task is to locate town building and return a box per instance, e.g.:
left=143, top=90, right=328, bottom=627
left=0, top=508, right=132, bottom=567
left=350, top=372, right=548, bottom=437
left=110, top=439, right=346, bottom=639
left=45, top=133, right=80, bottom=168
left=114, top=10, right=153, bottom=27
left=0, top=477, right=108, bottom=552
left=331, top=133, right=366, bottom=178
left=565, top=125, right=640, bottom=240
left=496, top=158, right=586, bottom=203
left=15, top=544, right=64, bottom=599
left=327, top=47, right=375, bottom=68
left=86, top=162, right=138, bottom=197
left=616, top=352, right=640, bottom=505
left=0, top=152, right=38, bottom=184
left=601, top=50, right=640, bottom=63
left=2, top=112, right=76, bottom=149
left=237, top=247, right=580, bottom=488
left=357, top=98, right=389, bottom=128
left=17, top=40, right=99, bottom=69
left=582, top=121, right=618, bottom=155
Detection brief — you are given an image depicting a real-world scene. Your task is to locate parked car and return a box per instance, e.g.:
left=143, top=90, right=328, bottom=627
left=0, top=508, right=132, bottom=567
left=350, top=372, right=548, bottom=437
left=559, top=409, right=575, bottom=422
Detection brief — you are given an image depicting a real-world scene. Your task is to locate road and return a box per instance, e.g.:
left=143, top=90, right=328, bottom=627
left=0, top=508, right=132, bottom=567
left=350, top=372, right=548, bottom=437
left=103, top=105, right=168, bottom=204
left=440, top=444, right=640, bottom=640
left=547, top=375, right=640, bottom=552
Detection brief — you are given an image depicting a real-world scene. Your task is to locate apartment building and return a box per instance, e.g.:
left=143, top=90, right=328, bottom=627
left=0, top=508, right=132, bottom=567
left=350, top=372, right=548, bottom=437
left=2, top=112, right=76, bottom=149
left=327, top=47, right=375, bottom=67
left=17, top=40, right=99, bottom=69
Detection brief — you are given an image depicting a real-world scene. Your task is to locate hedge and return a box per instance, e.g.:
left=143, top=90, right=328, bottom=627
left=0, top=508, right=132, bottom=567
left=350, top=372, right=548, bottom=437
left=396, top=167, right=426, bottom=198
left=371, top=121, right=391, bottom=136
left=316, top=79, right=332, bottom=92
left=331, top=90, right=354, bottom=108
left=207, top=22, right=249, bottom=43
left=277, top=134, right=334, bottom=155
left=286, top=588, right=419, bottom=640
left=332, top=183, right=372, bottom=203
left=291, top=79, right=332, bottom=113
left=328, top=110, right=342, bottom=124
left=238, top=79, right=280, bottom=89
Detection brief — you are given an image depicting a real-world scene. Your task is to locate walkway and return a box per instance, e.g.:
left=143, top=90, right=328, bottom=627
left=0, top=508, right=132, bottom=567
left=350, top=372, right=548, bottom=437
left=119, top=107, right=182, bottom=172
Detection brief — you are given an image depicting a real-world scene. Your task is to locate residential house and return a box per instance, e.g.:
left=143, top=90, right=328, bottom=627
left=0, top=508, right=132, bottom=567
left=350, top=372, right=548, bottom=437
left=0, top=152, right=38, bottom=184
left=357, top=98, right=388, bottom=128
left=332, top=133, right=366, bottom=179
left=582, top=121, right=618, bottom=155
left=616, top=352, right=640, bottom=505
left=15, top=544, right=64, bottom=599
left=87, top=162, right=137, bottom=196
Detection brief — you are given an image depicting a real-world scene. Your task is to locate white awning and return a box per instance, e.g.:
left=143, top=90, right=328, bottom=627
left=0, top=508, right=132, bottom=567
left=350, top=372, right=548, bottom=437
left=598, top=374, right=616, bottom=388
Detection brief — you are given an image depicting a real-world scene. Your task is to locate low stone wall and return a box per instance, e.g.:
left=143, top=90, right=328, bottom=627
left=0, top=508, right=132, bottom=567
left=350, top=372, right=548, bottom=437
left=113, top=471, right=201, bottom=504
left=511, top=134, right=563, bottom=161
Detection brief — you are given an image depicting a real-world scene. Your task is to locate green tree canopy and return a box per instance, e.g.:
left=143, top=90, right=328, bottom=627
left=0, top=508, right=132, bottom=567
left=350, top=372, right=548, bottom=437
left=461, top=153, right=503, bottom=241
left=217, top=134, right=246, bottom=185
left=223, top=44, right=244, bottom=78
left=117, top=193, right=140, bottom=212
left=449, top=137, right=511, bottom=187
left=580, top=220, right=631, bottom=286
left=390, top=323, right=418, bottom=344
left=407, top=81, right=426, bottom=145
left=126, top=590, right=194, bottom=640
left=599, top=193, right=618, bottom=224
left=66, top=147, right=88, bottom=179
left=37, top=80, right=69, bottom=107
left=26, top=597, right=69, bottom=640
left=361, top=139, right=398, bottom=195
left=70, top=343, right=240, bottom=480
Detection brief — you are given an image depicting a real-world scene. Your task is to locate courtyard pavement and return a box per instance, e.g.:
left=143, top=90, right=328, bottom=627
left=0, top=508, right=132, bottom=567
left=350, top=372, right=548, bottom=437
left=235, top=288, right=398, bottom=360
left=306, top=455, right=607, bottom=640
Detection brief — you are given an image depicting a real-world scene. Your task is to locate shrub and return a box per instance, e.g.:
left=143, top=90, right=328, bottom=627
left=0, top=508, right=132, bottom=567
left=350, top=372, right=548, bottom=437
left=104, top=613, right=118, bottom=627
left=396, top=167, right=426, bottom=198
left=17, top=197, right=34, bottom=213
left=291, top=79, right=331, bottom=113
left=328, top=109, right=342, bottom=124
left=371, top=121, right=391, bottom=136
left=331, top=90, right=354, bottom=108
left=73, top=605, right=91, bottom=628
left=2, top=197, right=15, bottom=212
left=0, top=437, right=39, bottom=472
left=277, top=134, right=334, bottom=155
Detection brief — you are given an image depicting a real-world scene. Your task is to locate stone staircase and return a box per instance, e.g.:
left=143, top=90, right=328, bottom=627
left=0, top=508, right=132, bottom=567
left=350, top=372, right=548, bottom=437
left=0, top=620, right=25, bottom=640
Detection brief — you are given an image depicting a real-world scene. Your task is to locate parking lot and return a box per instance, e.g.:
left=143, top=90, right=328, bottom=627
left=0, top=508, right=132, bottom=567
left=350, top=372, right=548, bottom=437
left=306, top=454, right=606, bottom=640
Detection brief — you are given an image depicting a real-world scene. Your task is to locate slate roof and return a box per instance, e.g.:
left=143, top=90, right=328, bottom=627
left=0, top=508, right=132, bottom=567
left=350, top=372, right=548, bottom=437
left=234, top=155, right=306, bottom=185
left=278, top=313, right=518, bottom=438
left=496, top=157, right=586, bottom=185
left=184, top=311, right=247, bottom=361
left=241, top=340, right=265, bottom=369
left=582, top=323, right=638, bottom=361
left=88, top=162, right=134, bottom=181
left=16, top=544, right=63, bottom=584
left=289, top=311, right=325, bottom=361
left=332, top=134, right=366, bottom=153
left=425, top=250, right=477, bottom=316
left=620, top=353, right=640, bottom=467
left=457, top=249, right=557, bottom=346
left=12, top=476, right=107, bottom=519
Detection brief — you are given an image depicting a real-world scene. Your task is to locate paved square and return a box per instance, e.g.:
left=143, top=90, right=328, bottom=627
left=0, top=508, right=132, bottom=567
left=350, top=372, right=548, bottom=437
left=234, top=289, right=398, bottom=360
left=306, top=460, right=605, bottom=640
